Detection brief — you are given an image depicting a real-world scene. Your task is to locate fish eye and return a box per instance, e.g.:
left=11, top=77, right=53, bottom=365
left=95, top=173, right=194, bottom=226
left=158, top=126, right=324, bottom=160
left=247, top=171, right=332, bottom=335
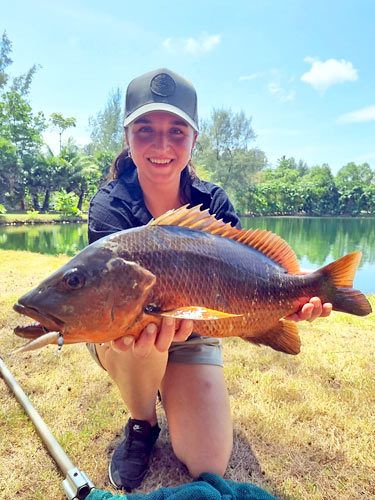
left=63, top=269, right=85, bottom=290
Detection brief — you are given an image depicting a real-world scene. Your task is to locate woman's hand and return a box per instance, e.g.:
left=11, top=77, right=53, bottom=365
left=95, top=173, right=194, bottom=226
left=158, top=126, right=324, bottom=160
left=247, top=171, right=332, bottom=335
left=284, top=268, right=333, bottom=322
left=285, top=296, right=332, bottom=322
left=109, top=317, right=194, bottom=357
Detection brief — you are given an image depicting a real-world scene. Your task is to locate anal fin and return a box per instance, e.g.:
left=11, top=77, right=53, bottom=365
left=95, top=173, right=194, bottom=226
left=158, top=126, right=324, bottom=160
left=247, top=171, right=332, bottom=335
left=158, top=306, right=243, bottom=321
left=243, top=320, right=301, bottom=355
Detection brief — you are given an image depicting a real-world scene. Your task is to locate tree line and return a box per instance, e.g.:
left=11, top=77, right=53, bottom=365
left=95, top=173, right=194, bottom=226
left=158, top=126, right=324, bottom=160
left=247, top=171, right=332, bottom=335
left=1, top=31, right=374, bottom=217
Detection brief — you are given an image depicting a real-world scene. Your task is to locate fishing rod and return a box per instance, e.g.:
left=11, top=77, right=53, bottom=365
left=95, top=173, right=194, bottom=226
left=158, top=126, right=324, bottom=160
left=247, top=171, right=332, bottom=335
left=0, top=354, right=95, bottom=500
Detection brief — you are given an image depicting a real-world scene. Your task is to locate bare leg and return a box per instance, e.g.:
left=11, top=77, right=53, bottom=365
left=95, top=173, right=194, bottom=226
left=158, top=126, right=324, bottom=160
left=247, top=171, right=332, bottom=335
left=96, top=343, right=168, bottom=426
left=160, top=363, right=233, bottom=477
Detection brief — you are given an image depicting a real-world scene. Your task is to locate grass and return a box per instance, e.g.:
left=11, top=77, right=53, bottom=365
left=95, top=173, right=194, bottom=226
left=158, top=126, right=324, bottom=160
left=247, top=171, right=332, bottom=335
left=0, top=249, right=374, bottom=499
left=0, top=213, right=87, bottom=225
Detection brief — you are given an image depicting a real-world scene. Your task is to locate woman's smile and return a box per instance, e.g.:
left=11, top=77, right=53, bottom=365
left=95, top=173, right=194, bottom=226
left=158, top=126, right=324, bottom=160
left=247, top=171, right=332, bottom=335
left=148, top=157, right=174, bottom=165
left=126, top=111, right=196, bottom=186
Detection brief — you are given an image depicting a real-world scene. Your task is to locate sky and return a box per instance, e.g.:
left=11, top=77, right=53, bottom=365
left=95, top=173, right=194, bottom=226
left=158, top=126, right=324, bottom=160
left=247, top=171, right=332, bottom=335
left=2, top=0, right=375, bottom=174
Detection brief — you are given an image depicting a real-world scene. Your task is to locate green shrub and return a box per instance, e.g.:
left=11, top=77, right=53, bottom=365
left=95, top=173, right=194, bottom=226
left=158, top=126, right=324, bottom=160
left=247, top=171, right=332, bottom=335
left=53, top=190, right=82, bottom=217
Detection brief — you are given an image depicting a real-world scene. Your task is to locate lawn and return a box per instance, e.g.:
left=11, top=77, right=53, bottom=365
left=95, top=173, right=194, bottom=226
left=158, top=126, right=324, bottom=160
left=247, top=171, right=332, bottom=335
left=0, top=249, right=374, bottom=499
left=0, top=213, right=87, bottom=225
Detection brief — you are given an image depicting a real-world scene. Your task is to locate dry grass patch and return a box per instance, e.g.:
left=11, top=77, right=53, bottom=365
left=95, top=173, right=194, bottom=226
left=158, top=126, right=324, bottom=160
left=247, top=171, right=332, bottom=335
left=0, top=250, right=374, bottom=499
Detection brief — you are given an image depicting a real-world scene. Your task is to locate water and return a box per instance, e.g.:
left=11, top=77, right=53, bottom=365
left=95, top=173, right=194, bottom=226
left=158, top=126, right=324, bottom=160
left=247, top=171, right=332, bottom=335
left=0, top=223, right=88, bottom=257
left=0, top=217, right=374, bottom=293
left=240, top=216, right=375, bottom=294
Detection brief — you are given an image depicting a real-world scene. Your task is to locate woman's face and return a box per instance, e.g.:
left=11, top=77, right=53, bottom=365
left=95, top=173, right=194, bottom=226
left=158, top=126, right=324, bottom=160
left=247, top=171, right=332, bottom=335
left=125, top=111, right=197, bottom=186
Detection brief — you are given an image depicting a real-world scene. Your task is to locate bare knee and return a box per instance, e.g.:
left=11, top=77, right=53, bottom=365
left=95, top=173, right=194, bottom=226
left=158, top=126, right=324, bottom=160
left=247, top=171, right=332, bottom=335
left=173, top=435, right=233, bottom=478
left=183, top=452, right=231, bottom=478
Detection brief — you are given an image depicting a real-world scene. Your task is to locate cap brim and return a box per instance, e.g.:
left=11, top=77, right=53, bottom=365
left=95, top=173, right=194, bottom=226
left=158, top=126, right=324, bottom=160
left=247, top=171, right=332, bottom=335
left=123, top=103, right=199, bottom=132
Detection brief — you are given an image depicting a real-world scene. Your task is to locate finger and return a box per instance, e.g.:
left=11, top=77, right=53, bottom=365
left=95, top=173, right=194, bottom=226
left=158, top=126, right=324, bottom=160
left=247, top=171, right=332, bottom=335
left=155, top=317, right=176, bottom=352
left=300, top=302, right=315, bottom=322
left=110, top=335, right=134, bottom=352
left=133, top=323, right=157, bottom=358
left=308, top=297, right=323, bottom=321
left=284, top=312, right=302, bottom=322
left=320, top=302, right=333, bottom=317
left=173, top=319, right=194, bottom=342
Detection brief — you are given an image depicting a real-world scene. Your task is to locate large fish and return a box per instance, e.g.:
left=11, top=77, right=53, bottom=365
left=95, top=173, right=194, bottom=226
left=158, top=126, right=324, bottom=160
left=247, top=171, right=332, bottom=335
left=13, top=205, right=372, bottom=355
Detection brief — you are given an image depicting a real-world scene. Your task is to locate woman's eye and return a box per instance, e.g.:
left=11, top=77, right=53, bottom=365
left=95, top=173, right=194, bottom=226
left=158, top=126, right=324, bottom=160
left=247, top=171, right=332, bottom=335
left=138, top=126, right=153, bottom=133
left=170, top=128, right=183, bottom=135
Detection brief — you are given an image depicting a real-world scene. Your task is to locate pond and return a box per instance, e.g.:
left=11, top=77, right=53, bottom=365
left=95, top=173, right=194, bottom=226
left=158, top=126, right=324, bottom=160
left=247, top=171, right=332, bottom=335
left=0, top=217, right=374, bottom=293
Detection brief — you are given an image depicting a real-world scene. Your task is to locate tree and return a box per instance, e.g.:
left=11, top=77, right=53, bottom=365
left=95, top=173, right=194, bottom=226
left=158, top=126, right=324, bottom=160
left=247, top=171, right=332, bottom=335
left=87, top=88, right=124, bottom=154
left=61, top=139, right=101, bottom=210
left=0, top=136, right=17, bottom=205
left=0, top=91, right=46, bottom=207
left=1, top=30, right=39, bottom=96
left=0, top=31, right=12, bottom=90
left=193, top=108, right=267, bottom=200
left=335, top=162, right=374, bottom=215
left=299, top=164, right=338, bottom=215
left=49, top=112, right=77, bottom=154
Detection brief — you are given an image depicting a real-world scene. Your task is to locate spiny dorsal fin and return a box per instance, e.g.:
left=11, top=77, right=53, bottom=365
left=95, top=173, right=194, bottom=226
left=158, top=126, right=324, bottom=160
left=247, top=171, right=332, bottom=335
left=150, top=205, right=300, bottom=274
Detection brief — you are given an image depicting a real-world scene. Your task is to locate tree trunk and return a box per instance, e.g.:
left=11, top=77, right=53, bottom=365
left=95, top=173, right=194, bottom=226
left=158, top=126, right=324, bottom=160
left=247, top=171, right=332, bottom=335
left=41, top=190, right=50, bottom=212
left=32, top=194, right=40, bottom=211
left=77, top=188, right=84, bottom=211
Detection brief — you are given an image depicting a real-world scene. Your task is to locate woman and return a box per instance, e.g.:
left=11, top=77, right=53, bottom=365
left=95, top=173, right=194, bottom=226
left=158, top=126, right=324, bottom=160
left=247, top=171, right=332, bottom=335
left=87, top=68, right=332, bottom=491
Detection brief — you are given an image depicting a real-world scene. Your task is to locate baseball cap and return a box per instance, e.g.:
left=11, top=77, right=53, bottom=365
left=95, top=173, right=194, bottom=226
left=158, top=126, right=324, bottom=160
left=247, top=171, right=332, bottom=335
left=123, top=68, right=199, bottom=132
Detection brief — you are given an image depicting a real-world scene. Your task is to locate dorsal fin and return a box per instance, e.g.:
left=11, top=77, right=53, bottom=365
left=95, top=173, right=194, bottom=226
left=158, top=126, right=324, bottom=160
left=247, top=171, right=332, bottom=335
left=149, top=205, right=300, bottom=274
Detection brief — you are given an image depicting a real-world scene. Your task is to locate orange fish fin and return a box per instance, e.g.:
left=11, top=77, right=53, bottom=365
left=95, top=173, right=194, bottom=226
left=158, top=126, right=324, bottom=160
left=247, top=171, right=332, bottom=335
left=149, top=205, right=300, bottom=274
left=314, top=252, right=372, bottom=316
left=318, top=251, right=361, bottom=287
left=243, top=320, right=301, bottom=355
left=159, top=306, right=243, bottom=320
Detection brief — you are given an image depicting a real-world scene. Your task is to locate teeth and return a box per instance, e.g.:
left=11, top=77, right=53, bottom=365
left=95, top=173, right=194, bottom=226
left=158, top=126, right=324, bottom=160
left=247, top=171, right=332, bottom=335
left=149, top=158, right=171, bottom=164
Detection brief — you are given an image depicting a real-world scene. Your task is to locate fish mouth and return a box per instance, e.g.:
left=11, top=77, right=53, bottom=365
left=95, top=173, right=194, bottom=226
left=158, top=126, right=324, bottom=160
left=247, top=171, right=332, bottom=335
left=13, top=303, right=65, bottom=339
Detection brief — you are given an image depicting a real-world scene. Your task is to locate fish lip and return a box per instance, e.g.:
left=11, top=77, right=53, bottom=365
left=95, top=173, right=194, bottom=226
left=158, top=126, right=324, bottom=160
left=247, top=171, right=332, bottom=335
left=13, top=302, right=65, bottom=338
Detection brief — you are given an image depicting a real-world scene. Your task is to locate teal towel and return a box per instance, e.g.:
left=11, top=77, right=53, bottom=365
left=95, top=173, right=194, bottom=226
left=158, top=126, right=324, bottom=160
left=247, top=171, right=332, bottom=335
left=85, top=472, right=280, bottom=500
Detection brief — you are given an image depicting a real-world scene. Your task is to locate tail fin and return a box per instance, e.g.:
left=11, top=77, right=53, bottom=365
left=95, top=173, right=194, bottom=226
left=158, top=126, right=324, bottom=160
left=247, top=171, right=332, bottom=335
left=317, top=251, right=372, bottom=316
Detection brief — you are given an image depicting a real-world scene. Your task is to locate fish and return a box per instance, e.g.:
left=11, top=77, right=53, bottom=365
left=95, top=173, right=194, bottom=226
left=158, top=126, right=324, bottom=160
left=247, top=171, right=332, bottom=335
left=13, top=205, right=372, bottom=355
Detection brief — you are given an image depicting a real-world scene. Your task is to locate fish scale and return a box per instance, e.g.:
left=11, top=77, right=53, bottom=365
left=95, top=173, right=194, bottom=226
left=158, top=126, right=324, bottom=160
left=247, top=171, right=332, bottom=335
left=13, top=205, right=372, bottom=355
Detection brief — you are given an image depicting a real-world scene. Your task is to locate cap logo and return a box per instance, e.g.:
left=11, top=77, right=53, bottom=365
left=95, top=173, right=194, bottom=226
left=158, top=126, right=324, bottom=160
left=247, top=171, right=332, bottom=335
left=150, top=73, right=176, bottom=97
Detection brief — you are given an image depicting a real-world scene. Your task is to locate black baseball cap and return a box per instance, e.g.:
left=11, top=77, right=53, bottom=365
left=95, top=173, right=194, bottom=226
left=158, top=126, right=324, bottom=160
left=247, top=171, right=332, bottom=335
left=123, top=68, right=199, bottom=132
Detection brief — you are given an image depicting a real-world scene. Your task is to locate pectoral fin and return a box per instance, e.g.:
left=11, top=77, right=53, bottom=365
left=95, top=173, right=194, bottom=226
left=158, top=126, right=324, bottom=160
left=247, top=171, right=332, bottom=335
left=159, top=306, right=243, bottom=321
left=243, top=320, right=301, bottom=355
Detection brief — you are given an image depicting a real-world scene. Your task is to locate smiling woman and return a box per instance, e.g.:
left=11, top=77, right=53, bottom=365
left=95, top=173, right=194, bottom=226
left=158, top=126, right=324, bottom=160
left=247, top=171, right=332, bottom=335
left=125, top=111, right=197, bottom=212
left=84, top=67, right=332, bottom=492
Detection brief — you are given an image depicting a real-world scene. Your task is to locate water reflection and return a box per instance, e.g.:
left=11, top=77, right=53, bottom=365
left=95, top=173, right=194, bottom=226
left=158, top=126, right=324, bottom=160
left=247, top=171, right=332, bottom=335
left=0, top=223, right=88, bottom=257
left=240, top=216, right=375, bottom=293
left=0, top=218, right=374, bottom=293
left=241, top=216, right=375, bottom=268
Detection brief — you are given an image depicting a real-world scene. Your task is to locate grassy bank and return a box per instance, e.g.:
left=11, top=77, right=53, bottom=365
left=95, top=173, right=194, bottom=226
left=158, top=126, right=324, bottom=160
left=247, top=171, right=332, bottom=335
left=0, top=249, right=374, bottom=499
left=0, top=213, right=87, bottom=225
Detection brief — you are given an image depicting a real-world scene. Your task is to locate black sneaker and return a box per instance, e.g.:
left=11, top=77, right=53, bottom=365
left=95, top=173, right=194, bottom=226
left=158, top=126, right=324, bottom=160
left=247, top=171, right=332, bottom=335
left=109, top=418, right=160, bottom=491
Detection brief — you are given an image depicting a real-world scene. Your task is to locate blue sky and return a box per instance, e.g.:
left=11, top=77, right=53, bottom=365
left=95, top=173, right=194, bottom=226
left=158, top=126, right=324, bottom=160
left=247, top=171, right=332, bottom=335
left=2, top=0, right=374, bottom=174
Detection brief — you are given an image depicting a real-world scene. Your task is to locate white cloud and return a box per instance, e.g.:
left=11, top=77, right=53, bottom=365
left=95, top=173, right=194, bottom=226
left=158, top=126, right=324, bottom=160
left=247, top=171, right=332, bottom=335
left=337, top=105, right=375, bottom=123
left=267, top=82, right=295, bottom=102
left=238, top=72, right=265, bottom=81
left=301, top=57, right=358, bottom=93
left=162, top=33, right=221, bottom=55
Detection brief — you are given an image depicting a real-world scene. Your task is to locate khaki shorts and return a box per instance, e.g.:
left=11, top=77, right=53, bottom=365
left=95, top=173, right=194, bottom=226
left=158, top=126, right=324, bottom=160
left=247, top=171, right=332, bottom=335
left=86, top=333, right=223, bottom=369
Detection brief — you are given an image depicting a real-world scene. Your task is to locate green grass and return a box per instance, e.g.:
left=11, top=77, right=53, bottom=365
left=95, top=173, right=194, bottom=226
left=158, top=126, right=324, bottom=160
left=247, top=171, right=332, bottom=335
left=0, top=249, right=374, bottom=499
left=0, top=212, right=87, bottom=225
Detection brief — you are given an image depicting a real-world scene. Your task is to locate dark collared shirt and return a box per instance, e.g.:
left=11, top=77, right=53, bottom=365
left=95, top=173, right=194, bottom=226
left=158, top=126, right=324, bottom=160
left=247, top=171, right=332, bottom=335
left=88, top=163, right=241, bottom=244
